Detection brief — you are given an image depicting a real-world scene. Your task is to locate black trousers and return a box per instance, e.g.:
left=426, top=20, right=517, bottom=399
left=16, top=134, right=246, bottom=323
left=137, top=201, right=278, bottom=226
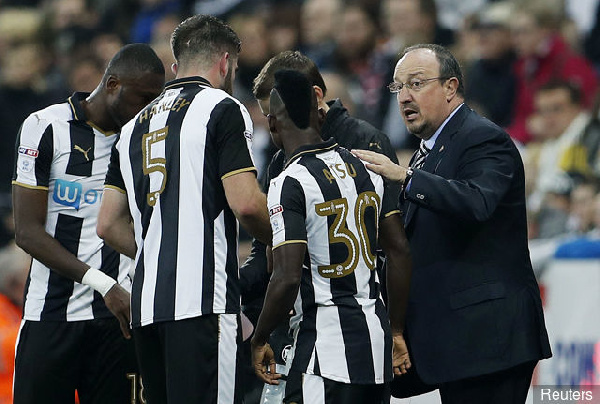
left=13, top=318, right=137, bottom=404
left=132, top=314, right=243, bottom=404
left=439, top=360, right=537, bottom=404
left=284, top=369, right=388, bottom=404
left=391, top=360, right=537, bottom=404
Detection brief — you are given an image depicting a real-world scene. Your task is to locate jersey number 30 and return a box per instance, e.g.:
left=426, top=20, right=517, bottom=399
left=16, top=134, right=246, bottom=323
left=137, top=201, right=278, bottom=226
left=315, top=191, right=380, bottom=278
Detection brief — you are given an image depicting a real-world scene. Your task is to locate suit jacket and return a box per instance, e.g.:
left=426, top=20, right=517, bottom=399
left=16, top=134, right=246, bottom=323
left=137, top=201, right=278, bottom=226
left=401, top=104, right=552, bottom=385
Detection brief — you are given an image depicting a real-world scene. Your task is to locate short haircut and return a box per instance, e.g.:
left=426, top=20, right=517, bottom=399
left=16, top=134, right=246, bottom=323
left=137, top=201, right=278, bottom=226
left=253, top=50, right=326, bottom=100
left=105, top=43, right=165, bottom=80
left=273, top=69, right=313, bottom=129
left=170, top=14, right=241, bottom=69
left=402, top=43, right=465, bottom=97
left=537, top=80, right=583, bottom=105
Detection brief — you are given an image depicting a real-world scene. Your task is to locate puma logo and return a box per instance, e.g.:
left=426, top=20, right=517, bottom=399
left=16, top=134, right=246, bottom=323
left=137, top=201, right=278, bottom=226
left=73, top=145, right=92, bottom=161
left=369, top=142, right=382, bottom=150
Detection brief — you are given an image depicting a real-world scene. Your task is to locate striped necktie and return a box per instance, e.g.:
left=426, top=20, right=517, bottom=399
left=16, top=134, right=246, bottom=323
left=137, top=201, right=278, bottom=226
left=411, top=141, right=430, bottom=169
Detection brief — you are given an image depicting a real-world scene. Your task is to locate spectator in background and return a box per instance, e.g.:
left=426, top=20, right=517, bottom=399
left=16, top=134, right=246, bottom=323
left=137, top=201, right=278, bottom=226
left=0, top=42, right=60, bottom=247
left=229, top=12, right=272, bottom=100
left=379, top=0, right=454, bottom=150
left=380, top=0, right=454, bottom=57
left=567, top=180, right=598, bottom=235
left=90, top=32, right=125, bottom=66
left=532, top=174, right=573, bottom=240
left=268, top=3, right=301, bottom=56
left=65, top=56, right=105, bottom=93
left=333, top=1, right=389, bottom=130
left=299, top=0, right=340, bottom=70
left=129, top=0, right=180, bottom=43
left=551, top=180, right=600, bottom=259
left=465, top=1, right=517, bottom=128
left=525, top=81, right=592, bottom=214
left=508, top=1, right=598, bottom=145
left=0, top=243, right=30, bottom=404
left=149, top=13, right=181, bottom=82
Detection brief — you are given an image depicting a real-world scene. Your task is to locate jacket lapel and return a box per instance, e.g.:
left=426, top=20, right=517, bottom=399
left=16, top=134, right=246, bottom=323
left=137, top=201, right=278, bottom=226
left=403, top=105, right=469, bottom=227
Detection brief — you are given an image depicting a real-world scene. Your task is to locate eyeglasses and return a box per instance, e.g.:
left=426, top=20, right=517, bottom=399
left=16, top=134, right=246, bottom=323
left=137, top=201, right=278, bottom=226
left=388, top=77, right=447, bottom=93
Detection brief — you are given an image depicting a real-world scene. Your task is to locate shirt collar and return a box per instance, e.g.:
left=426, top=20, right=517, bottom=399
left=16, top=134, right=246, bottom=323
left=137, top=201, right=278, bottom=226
left=67, top=92, right=90, bottom=122
left=285, top=138, right=337, bottom=169
left=164, top=76, right=213, bottom=90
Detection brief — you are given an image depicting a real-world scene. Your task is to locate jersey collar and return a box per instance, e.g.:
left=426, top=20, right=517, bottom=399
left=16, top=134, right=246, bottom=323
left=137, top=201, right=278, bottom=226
left=164, top=76, right=213, bottom=90
left=285, top=138, right=338, bottom=169
left=67, top=92, right=90, bottom=122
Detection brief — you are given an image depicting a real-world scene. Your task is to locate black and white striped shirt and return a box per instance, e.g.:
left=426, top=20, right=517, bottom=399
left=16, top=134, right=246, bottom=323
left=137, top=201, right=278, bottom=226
left=105, top=77, right=256, bottom=328
left=12, top=93, right=132, bottom=321
left=267, top=139, right=393, bottom=384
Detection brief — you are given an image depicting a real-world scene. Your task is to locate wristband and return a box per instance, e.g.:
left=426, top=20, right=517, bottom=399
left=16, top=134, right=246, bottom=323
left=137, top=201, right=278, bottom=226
left=81, top=267, right=117, bottom=297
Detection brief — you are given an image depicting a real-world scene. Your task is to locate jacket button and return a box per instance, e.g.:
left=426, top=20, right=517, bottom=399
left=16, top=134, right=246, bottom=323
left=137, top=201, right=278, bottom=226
left=416, top=193, right=425, bottom=200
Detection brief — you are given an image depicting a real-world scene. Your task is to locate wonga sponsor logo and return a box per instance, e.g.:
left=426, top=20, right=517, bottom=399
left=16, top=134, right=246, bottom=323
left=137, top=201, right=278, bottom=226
left=53, top=179, right=101, bottom=210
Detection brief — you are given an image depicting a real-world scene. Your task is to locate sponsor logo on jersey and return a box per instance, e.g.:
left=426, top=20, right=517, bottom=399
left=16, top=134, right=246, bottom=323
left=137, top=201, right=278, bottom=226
left=53, top=179, right=101, bottom=210
left=269, top=204, right=283, bottom=216
left=18, top=146, right=39, bottom=158
left=18, top=158, right=34, bottom=173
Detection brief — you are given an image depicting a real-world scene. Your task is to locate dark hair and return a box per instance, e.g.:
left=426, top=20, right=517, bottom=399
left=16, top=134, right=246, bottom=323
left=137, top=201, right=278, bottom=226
left=273, top=69, right=313, bottom=129
left=537, top=80, right=583, bottom=105
left=402, top=43, right=465, bottom=96
left=105, top=43, right=165, bottom=80
left=253, top=50, right=326, bottom=100
left=171, top=14, right=241, bottom=68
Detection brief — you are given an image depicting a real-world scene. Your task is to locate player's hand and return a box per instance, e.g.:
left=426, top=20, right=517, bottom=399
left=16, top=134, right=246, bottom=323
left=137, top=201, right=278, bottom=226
left=392, top=333, right=411, bottom=376
left=352, top=149, right=408, bottom=182
left=104, top=284, right=131, bottom=339
left=251, top=339, right=281, bottom=385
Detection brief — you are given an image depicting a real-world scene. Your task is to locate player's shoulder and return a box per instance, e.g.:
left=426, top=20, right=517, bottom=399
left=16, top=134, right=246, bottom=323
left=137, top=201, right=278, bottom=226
left=22, top=101, right=71, bottom=133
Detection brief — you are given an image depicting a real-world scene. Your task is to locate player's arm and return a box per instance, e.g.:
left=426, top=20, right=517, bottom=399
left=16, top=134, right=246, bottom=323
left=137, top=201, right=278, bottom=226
left=223, top=172, right=272, bottom=245
left=378, top=212, right=412, bottom=375
left=97, top=187, right=136, bottom=259
left=13, top=185, right=132, bottom=338
left=251, top=242, right=304, bottom=384
left=13, top=185, right=91, bottom=283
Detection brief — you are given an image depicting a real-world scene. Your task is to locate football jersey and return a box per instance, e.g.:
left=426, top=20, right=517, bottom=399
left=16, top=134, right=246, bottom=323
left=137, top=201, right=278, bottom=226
left=105, top=77, right=256, bottom=328
left=267, top=139, right=394, bottom=384
left=13, top=93, right=132, bottom=321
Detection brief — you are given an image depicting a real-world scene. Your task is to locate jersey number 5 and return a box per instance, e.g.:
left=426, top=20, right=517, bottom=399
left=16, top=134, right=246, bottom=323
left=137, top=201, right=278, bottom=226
left=315, top=191, right=380, bottom=278
left=142, top=127, right=168, bottom=206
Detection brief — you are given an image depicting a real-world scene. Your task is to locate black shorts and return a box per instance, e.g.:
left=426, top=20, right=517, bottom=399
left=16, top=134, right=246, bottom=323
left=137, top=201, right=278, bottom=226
left=284, top=369, right=387, bottom=404
left=132, top=313, right=243, bottom=404
left=13, top=317, right=138, bottom=404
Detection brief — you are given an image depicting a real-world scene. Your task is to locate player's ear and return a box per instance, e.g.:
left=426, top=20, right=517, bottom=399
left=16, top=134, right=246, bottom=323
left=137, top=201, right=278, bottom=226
left=219, top=52, right=229, bottom=78
left=105, top=75, right=121, bottom=93
left=313, top=85, right=324, bottom=104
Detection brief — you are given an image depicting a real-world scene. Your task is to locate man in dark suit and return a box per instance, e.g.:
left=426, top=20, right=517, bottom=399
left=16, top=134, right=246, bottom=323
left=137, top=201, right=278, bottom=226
left=353, top=44, right=552, bottom=404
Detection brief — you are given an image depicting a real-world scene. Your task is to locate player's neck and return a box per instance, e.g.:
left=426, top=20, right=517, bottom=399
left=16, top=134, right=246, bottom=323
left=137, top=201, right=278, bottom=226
left=81, top=95, right=118, bottom=134
left=283, top=129, right=323, bottom=158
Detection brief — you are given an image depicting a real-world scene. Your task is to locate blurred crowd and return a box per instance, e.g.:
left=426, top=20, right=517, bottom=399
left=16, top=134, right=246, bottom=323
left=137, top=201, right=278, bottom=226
left=2, top=0, right=600, bottom=399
